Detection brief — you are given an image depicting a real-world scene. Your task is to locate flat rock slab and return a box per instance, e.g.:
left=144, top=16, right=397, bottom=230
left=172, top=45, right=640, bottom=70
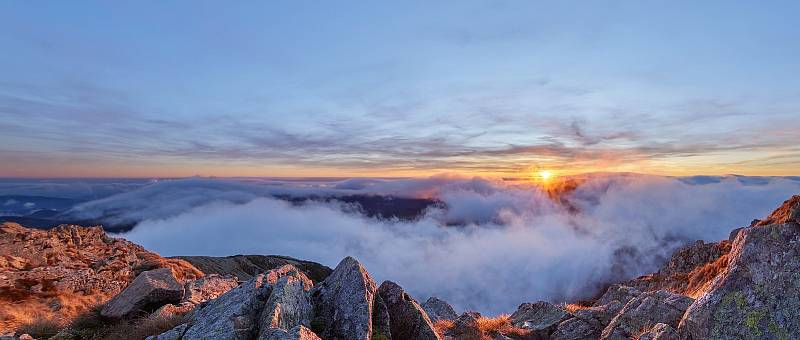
left=101, top=268, right=183, bottom=319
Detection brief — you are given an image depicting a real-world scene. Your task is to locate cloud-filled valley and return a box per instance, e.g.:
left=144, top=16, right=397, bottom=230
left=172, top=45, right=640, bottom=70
left=6, top=174, right=792, bottom=314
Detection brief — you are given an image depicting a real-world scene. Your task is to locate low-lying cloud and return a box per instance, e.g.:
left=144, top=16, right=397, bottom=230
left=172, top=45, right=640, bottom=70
left=97, top=174, right=800, bottom=314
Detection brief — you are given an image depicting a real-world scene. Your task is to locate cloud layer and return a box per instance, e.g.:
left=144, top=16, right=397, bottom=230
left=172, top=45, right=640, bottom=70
left=100, top=175, right=800, bottom=314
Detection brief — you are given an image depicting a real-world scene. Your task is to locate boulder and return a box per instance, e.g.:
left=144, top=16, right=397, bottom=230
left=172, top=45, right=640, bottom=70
left=593, top=285, right=641, bottom=307
left=310, top=257, right=377, bottom=340
left=638, top=323, right=676, bottom=340
left=260, top=325, right=321, bottom=340
left=509, top=301, right=570, bottom=337
left=421, top=297, right=458, bottom=322
left=678, top=221, right=800, bottom=339
left=378, top=281, right=440, bottom=340
left=258, top=267, right=314, bottom=339
left=600, top=290, right=693, bottom=340
left=443, top=311, right=482, bottom=340
left=100, top=268, right=183, bottom=319
left=551, top=301, right=623, bottom=340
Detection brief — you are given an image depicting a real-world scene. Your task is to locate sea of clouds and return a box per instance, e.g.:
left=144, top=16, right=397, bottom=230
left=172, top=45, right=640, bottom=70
left=44, top=174, right=800, bottom=314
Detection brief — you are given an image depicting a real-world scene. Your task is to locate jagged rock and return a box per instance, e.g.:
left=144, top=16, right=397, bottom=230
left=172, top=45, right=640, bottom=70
left=444, top=311, right=482, bottom=340
left=754, top=195, right=800, bottom=226
left=100, top=268, right=183, bottom=319
left=258, top=267, right=314, bottom=339
left=260, top=325, right=321, bottom=340
left=182, top=274, right=239, bottom=305
left=310, top=257, right=377, bottom=340
left=552, top=302, right=623, bottom=340
left=625, top=240, right=731, bottom=296
left=678, top=221, right=800, bottom=339
left=175, top=255, right=332, bottom=283
left=509, top=301, right=570, bottom=337
left=638, top=323, right=676, bottom=340
left=593, top=285, right=641, bottom=307
left=145, top=323, right=189, bottom=340
left=551, top=317, right=597, bottom=340
left=421, top=297, right=457, bottom=322
left=158, top=272, right=273, bottom=340
left=378, top=281, right=440, bottom=340
left=600, top=290, right=693, bottom=340
left=372, top=294, right=392, bottom=340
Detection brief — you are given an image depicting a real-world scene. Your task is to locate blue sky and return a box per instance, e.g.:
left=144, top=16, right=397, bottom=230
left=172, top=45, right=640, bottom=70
left=1, top=1, right=799, bottom=177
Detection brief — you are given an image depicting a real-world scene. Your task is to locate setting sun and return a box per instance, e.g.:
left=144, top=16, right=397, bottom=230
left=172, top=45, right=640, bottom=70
left=539, top=170, right=553, bottom=181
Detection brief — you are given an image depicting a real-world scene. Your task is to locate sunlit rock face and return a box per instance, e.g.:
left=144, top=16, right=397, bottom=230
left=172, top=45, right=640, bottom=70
left=0, top=222, right=202, bottom=332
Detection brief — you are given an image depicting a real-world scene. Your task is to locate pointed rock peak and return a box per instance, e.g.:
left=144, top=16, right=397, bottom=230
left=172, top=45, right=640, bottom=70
left=311, top=257, right=377, bottom=340
left=422, top=296, right=458, bottom=322
left=754, top=195, right=800, bottom=226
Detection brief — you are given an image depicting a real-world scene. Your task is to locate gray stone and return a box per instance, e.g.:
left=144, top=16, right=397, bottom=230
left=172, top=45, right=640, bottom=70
left=600, top=290, right=693, bottom=340
left=678, top=222, right=800, bottom=339
left=101, top=268, right=183, bottom=319
left=378, top=281, right=440, bottom=340
left=260, top=325, right=321, bottom=340
left=421, top=297, right=458, bottom=322
left=311, top=257, right=377, bottom=340
left=258, top=268, right=314, bottom=339
left=638, top=323, right=676, bottom=340
left=509, top=301, right=570, bottom=337
left=150, top=265, right=312, bottom=340
left=593, top=284, right=641, bottom=307
left=145, top=323, right=189, bottom=340
left=552, top=302, right=623, bottom=340
left=179, top=273, right=272, bottom=339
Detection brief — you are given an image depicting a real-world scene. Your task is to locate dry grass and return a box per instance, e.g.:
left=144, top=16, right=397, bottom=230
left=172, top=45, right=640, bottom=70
left=60, top=305, right=186, bottom=340
left=433, top=319, right=454, bottom=337
left=685, top=254, right=730, bottom=298
left=1, top=292, right=109, bottom=333
left=101, top=313, right=185, bottom=340
left=16, top=316, right=63, bottom=339
left=565, top=302, right=593, bottom=314
left=475, top=314, right=530, bottom=339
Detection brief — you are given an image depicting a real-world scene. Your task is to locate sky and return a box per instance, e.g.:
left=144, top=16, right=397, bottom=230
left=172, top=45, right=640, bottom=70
left=1, top=1, right=799, bottom=178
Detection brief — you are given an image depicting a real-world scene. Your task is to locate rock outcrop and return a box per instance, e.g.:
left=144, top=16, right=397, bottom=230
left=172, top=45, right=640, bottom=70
left=151, top=265, right=313, bottom=340
left=678, top=219, right=800, bottom=339
left=0, top=223, right=201, bottom=332
left=310, top=257, right=377, bottom=340
left=600, top=290, right=693, bottom=339
left=378, top=281, right=439, bottom=340
left=510, top=301, right=570, bottom=337
left=258, top=266, right=314, bottom=339
left=100, top=268, right=183, bottom=319
left=638, top=323, right=677, bottom=340
left=421, top=297, right=457, bottom=322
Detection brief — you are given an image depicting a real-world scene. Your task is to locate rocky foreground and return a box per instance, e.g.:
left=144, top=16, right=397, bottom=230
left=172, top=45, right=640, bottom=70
left=2, top=196, right=799, bottom=340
